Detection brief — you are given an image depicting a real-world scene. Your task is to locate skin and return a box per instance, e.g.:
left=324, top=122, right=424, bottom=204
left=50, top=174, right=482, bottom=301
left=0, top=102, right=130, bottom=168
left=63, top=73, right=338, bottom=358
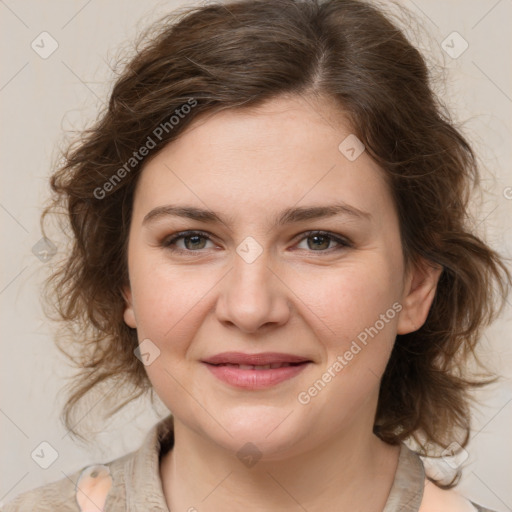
left=122, top=94, right=473, bottom=511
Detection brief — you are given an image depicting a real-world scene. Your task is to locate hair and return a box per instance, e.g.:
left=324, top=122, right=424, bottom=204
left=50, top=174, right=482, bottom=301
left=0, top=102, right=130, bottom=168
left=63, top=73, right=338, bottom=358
left=41, top=0, right=510, bottom=487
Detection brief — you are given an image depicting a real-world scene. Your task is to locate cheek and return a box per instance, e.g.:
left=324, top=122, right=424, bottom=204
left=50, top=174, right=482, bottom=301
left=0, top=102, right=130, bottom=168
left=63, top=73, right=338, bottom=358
left=128, top=263, right=214, bottom=406
left=290, top=261, right=401, bottom=374
left=129, top=257, right=217, bottom=347
left=290, top=265, right=401, bottom=419
left=299, top=266, right=398, bottom=335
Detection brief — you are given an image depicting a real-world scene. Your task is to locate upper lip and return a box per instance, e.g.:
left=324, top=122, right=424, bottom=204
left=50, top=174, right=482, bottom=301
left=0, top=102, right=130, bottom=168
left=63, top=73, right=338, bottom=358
left=202, top=352, right=311, bottom=365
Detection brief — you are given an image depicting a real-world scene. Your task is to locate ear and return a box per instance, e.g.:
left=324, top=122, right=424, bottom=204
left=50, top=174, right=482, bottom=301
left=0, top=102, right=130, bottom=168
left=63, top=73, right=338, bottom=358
left=397, top=258, right=443, bottom=335
left=122, top=284, right=137, bottom=329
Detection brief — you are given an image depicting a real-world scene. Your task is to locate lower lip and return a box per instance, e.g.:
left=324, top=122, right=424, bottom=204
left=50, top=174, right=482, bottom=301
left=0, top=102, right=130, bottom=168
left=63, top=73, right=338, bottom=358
left=203, top=362, right=310, bottom=389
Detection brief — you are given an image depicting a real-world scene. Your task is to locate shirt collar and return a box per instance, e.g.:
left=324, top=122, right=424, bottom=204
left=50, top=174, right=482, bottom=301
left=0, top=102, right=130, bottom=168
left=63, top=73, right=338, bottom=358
left=124, top=414, right=174, bottom=512
left=122, top=414, right=425, bottom=512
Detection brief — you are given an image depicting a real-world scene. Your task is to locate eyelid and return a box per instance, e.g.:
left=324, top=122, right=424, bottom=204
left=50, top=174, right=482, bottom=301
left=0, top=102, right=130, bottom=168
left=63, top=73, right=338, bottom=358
left=161, top=229, right=352, bottom=254
left=293, top=230, right=352, bottom=250
left=161, top=230, right=217, bottom=249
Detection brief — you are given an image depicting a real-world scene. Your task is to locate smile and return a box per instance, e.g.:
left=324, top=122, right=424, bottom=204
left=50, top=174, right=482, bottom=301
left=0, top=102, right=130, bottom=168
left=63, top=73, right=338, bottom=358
left=203, top=361, right=311, bottom=389
left=210, top=362, right=300, bottom=369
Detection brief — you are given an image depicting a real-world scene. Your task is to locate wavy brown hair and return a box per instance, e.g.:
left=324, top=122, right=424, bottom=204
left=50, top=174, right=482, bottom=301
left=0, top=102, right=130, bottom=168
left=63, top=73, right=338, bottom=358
left=41, top=0, right=510, bottom=486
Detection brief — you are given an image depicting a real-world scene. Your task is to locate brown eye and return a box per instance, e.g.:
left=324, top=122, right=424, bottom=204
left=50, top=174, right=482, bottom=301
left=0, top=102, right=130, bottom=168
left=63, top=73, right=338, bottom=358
left=162, top=231, right=215, bottom=252
left=307, top=234, right=331, bottom=250
left=296, top=231, right=351, bottom=252
left=182, top=234, right=208, bottom=250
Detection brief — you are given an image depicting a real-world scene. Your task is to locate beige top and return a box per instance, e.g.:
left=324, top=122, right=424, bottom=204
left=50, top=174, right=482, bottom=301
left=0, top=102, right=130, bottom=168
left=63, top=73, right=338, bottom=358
left=1, top=414, right=496, bottom=512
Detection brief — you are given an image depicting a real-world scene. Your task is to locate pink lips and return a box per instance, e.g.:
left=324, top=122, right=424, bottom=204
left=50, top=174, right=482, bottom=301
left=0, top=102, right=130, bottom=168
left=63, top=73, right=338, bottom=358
left=202, top=352, right=312, bottom=389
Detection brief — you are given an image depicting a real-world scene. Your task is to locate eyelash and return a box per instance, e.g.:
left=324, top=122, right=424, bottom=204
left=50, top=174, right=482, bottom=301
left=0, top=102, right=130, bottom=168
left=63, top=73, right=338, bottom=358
left=161, top=230, right=352, bottom=255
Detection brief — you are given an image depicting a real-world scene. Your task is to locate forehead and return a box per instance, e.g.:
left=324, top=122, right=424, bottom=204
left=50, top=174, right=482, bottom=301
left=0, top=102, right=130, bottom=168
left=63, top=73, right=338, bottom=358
left=132, top=95, right=393, bottom=228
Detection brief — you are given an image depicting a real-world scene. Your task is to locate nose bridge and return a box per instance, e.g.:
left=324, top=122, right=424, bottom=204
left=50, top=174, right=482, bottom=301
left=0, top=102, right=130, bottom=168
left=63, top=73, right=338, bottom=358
left=232, top=244, right=271, bottom=295
left=216, top=238, right=290, bottom=332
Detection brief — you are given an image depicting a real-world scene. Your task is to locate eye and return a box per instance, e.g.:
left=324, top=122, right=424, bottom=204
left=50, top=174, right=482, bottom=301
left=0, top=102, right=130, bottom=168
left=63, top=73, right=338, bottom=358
left=161, top=231, right=216, bottom=252
left=161, top=230, right=352, bottom=255
left=295, top=231, right=351, bottom=252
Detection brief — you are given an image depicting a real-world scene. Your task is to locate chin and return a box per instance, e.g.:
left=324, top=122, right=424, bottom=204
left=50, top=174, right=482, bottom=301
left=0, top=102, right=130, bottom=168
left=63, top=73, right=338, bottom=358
left=205, top=405, right=312, bottom=461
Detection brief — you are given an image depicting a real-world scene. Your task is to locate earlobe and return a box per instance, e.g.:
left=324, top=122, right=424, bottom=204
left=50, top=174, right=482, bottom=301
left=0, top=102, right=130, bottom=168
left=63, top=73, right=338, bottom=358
left=397, top=259, right=443, bottom=335
left=122, top=285, right=137, bottom=329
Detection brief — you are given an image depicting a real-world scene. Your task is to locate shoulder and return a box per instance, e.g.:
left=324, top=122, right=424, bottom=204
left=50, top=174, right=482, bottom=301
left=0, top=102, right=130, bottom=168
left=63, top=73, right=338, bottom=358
left=1, top=463, right=115, bottom=512
left=1, top=417, right=169, bottom=512
left=419, top=478, right=495, bottom=512
left=1, top=466, right=82, bottom=512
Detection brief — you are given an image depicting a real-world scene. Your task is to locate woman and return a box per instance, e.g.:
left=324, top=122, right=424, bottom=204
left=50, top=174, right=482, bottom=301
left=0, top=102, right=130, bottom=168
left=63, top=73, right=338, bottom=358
left=4, top=0, right=510, bottom=510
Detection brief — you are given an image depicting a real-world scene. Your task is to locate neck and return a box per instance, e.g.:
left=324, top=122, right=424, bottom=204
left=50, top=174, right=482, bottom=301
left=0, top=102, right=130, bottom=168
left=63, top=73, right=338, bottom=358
left=160, top=412, right=400, bottom=511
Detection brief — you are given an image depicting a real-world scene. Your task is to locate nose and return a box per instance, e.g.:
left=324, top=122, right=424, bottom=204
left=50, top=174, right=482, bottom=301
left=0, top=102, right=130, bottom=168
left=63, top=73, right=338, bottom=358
left=214, top=246, right=291, bottom=334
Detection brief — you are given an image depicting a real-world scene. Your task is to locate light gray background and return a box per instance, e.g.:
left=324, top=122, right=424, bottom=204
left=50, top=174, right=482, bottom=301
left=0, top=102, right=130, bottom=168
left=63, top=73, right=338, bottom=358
left=1, top=0, right=511, bottom=509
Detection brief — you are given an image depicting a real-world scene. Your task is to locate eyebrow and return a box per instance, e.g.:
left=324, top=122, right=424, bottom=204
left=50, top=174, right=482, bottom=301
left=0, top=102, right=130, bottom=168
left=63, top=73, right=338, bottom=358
left=142, top=202, right=372, bottom=228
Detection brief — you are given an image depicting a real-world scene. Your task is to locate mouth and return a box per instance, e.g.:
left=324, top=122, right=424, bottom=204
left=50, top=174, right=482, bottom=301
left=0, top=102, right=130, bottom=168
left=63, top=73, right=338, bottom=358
left=206, top=362, right=306, bottom=370
left=201, top=353, right=312, bottom=389
left=202, top=351, right=311, bottom=366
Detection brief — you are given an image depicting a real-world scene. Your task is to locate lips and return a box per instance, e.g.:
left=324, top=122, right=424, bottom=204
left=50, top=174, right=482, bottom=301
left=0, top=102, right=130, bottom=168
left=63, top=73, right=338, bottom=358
left=202, top=351, right=311, bottom=366
left=202, top=352, right=312, bottom=389
left=203, top=353, right=312, bottom=391
left=213, top=362, right=299, bottom=370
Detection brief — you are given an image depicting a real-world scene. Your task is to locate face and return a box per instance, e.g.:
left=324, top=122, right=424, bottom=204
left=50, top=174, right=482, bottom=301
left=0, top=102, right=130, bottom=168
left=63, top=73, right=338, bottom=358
left=123, top=94, right=440, bottom=459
